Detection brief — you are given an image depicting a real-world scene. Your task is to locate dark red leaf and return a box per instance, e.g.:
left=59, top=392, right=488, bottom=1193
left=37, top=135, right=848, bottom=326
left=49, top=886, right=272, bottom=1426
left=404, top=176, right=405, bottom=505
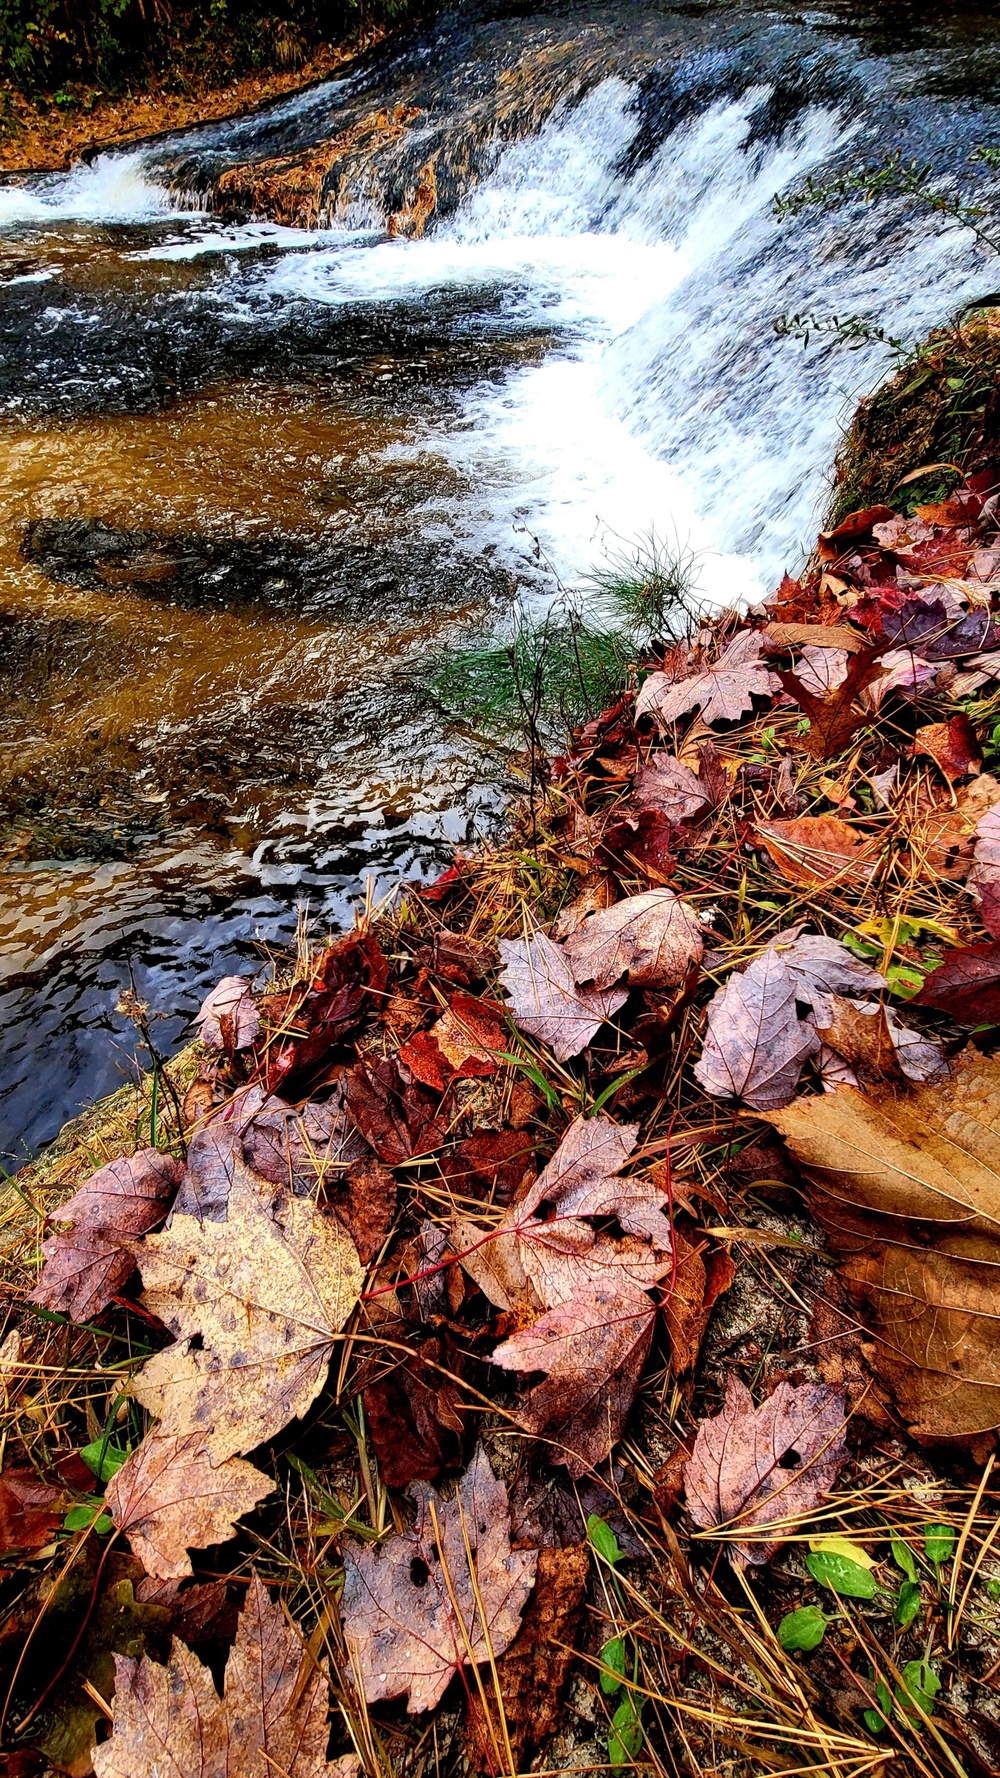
left=779, top=644, right=888, bottom=760
left=265, top=931, right=388, bottom=1095
left=363, top=1336, right=463, bottom=1487
left=881, top=595, right=1000, bottom=660
left=914, top=942, right=1000, bottom=1024
left=344, top=1055, right=446, bottom=1165
left=0, top=1470, right=68, bottom=1556
left=439, top=1130, right=536, bottom=1205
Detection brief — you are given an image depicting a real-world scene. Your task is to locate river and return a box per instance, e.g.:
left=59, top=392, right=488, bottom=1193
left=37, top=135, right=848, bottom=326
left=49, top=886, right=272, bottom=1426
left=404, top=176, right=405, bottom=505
left=1, top=0, right=998, bottom=1157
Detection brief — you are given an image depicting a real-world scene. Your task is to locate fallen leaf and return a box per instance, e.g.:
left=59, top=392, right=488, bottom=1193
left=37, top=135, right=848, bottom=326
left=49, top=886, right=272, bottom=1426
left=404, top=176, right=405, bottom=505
left=793, top=646, right=850, bottom=697
left=880, top=594, right=1000, bottom=659
left=0, top=1468, right=69, bottom=1556
left=399, top=994, right=505, bottom=1090
left=597, top=808, right=677, bottom=885
left=684, top=1374, right=849, bottom=1564
left=562, top=888, right=704, bottom=990
left=486, top=1542, right=589, bottom=1768
left=766, top=1050, right=1000, bottom=1438
left=662, top=1229, right=736, bottom=1375
left=172, top=1121, right=245, bottom=1221
left=30, top=1149, right=183, bottom=1322
left=106, top=1432, right=273, bottom=1579
left=363, top=1336, right=463, bottom=1487
left=551, top=871, right=617, bottom=940
left=914, top=941, right=1000, bottom=1023
left=93, top=1569, right=345, bottom=1777
left=632, top=753, right=710, bottom=823
left=756, top=815, right=877, bottom=890
left=241, top=1088, right=367, bottom=1197
left=344, top=1054, right=447, bottom=1164
left=861, top=648, right=938, bottom=709
left=768, top=930, right=887, bottom=1024
left=968, top=797, right=1000, bottom=936
left=498, top=930, right=627, bottom=1061
left=818, top=504, right=895, bottom=556
left=635, top=631, right=780, bottom=728
left=911, top=714, right=982, bottom=783
left=341, top=1445, right=537, bottom=1713
left=133, top=1575, right=236, bottom=1650
left=438, top=1129, right=535, bottom=1205
left=694, top=949, right=820, bottom=1111
left=764, top=622, right=866, bottom=652
left=872, top=515, right=935, bottom=552
left=779, top=646, right=887, bottom=758
left=130, top=1153, right=364, bottom=1462
left=492, top=1280, right=657, bottom=1478
left=815, top=995, right=904, bottom=1085
left=266, top=929, right=388, bottom=1095
left=193, top=975, right=260, bottom=1052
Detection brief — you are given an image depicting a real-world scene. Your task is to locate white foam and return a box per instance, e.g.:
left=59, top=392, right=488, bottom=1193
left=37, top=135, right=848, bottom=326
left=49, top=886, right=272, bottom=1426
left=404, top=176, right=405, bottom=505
left=0, top=152, right=174, bottom=227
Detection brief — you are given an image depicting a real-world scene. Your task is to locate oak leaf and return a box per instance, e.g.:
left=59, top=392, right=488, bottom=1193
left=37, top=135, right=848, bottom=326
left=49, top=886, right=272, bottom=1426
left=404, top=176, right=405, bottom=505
left=106, top=1432, right=273, bottom=1579
left=694, top=949, right=820, bottom=1111
left=756, top=815, right=877, bottom=891
left=498, top=930, right=627, bottom=1061
left=684, top=1374, right=849, bottom=1565
left=193, top=975, right=260, bottom=1052
left=766, top=1050, right=1000, bottom=1438
left=31, top=1149, right=183, bottom=1322
left=562, top=887, right=703, bottom=990
left=341, top=1445, right=537, bottom=1713
left=778, top=645, right=886, bottom=758
left=635, top=631, right=780, bottom=728
left=632, top=753, right=710, bottom=823
left=93, top=1569, right=347, bottom=1778
left=130, top=1153, right=363, bottom=1462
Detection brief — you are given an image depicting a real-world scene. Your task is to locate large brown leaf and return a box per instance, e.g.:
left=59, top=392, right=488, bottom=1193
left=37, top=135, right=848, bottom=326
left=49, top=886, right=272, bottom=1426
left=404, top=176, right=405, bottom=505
left=341, top=1445, right=537, bottom=1714
left=766, top=1050, right=1000, bottom=1438
left=491, top=1280, right=656, bottom=1478
left=93, top=1570, right=349, bottom=1778
left=684, top=1374, right=849, bottom=1565
left=756, top=815, right=877, bottom=890
left=31, top=1149, right=183, bottom=1322
left=636, top=631, right=780, bottom=728
left=130, top=1153, right=363, bottom=1462
left=497, top=930, right=627, bottom=1061
left=106, top=1433, right=273, bottom=1580
left=343, top=1054, right=447, bottom=1164
left=562, top=887, right=703, bottom=990
left=694, top=949, right=819, bottom=1110
left=778, top=645, right=886, bottom=759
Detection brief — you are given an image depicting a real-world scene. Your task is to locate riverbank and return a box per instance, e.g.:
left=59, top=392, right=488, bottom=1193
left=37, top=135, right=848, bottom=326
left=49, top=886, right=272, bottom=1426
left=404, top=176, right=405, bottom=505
left=7, top=441, right=1000, bottom=1772
left=0, top=35, right=384, bottom=174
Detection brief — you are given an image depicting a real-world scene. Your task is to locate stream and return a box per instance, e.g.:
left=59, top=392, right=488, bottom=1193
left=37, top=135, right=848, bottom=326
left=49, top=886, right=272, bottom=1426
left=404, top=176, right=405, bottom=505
left=2, top=0, right=999, bottom=1158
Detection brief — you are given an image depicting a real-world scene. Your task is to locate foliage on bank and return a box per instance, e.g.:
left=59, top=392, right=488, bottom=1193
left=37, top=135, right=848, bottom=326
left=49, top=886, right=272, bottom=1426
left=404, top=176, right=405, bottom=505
left=0, top=0, right=421, bottom=100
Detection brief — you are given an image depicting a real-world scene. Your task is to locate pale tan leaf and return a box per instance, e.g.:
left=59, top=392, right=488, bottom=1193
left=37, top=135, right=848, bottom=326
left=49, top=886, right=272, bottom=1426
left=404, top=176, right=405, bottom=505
left=93, top=1570, right=342, bottom=1777
left=562, top=887, right=703, bottom=989
left=632, top=754, right=709, bottom=822
left=341, top=1445, right=537, bottom=1713
left=106, top=1432, right=274, bottom=1580
left=497, top=930, right=627, bottom=1061
left=684, top=1373, right=849, bottom=1565
left=193, top=975, right=260, bottom=1051
left=635, top=632, right=780, bottom=728
left=131, top=1154, right=363, bottom=1462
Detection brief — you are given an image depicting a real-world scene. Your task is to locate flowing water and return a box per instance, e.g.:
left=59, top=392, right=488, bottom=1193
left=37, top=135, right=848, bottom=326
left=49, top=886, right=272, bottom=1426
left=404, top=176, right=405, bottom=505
left=2, top=0, right=1000, bottom=1156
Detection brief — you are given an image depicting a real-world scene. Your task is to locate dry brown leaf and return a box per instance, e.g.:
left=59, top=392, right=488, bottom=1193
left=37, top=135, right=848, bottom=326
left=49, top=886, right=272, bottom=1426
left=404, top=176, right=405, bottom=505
left=341, top=1445, right=537, bottom=1714
left=756, top=815, right=878, bottom=890
left=918, top=770, right=1000, bottom=878
left=814, top=994, right=904, bottom=1085
left=93, top=1569, right=345, bottom=1777
left=662, top=1230, right=736, bottom=1375
left=684, top=1373, right=849, bottom=1565
left=764, top=621, right=865, bottom=652
left=106, top=1432, right=273, bottom=1579
left=130, top=1153, right=363, bottom=1462
left=911, top=713, right=982, bottom=783
left=635, top=631, right=780, bottom=728
left=193, top=975, right=260, bottom=1051
left=492, top=1279, right=656, bottom=1477
left=0, top=1468, right=70, bottom=1557
left=497, top=930, right=627, bottom=1061
left=694, top=949, right=819, bottom=1111
left=30, top=1149, right=183, bottom=1323
left=631, top=753, right=710, bottom=822
left=487, top=1542, right=589, bottom=1769
left=562, top=887, right=703, bottom=990
left=766, top=1049, right=1000, bottom=1439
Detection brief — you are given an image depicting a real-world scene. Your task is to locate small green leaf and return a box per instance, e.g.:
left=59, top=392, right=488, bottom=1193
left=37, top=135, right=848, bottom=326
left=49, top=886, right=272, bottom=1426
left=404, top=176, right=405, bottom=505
left=987, top=1578, right=1000, bottom=1602
left=777, top=1606, right=827, bottom=1652
left=600, top=1636, right=626, bottom=1694
left=863, top=1677, right=893, bottom=1736
left=63, top=1504, right=99, bottom=1531
left=891, top=1538, right=917, bottom=1582
left=93, top=1513, right=113, bottom=1535
left=895, top=1580, right=922, bottom=1628
left=805, top=1551, right=877, bottom=1598
left=587, top=1514, right=623, bottom=1567
left=924, top=1524, right=955, bottom=1566
left=897, top=1659, right=940, bottom=1720
left=608, top=1696, right=643, bottom=1765
left=79, top=1439, right=128, bottom=1484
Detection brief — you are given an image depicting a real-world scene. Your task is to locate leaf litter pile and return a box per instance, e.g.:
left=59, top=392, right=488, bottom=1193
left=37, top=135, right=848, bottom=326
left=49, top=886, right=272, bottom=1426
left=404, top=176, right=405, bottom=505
left=9, top=487, right=1000, bottom=1777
